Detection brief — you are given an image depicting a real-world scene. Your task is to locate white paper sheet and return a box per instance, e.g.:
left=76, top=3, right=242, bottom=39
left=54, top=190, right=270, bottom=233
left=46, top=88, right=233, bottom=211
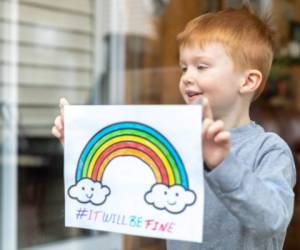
left=64, top=105, right=204, bottom=243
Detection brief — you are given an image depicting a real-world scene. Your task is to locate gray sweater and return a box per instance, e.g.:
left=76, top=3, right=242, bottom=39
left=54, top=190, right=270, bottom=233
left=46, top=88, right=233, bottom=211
left=167, top=121, right=296, bottom=250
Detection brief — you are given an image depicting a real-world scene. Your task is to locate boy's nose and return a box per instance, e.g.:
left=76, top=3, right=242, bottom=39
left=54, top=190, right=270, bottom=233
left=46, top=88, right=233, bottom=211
left=182, top=74, right=196, bottom=86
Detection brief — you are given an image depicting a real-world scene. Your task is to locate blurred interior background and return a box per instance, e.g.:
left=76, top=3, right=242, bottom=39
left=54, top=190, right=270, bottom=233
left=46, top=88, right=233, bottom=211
left=0, top=0, right=299, bottom=249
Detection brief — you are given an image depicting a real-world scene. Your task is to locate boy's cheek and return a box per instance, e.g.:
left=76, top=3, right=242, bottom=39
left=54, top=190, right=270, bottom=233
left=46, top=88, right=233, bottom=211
left=180, top=93, right=188, bottom=104
left=178, top=84, right=185, bottom=99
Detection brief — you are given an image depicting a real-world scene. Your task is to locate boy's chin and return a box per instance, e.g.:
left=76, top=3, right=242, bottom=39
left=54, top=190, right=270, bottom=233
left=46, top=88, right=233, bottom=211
left=186, top=96, right=203, bottom=105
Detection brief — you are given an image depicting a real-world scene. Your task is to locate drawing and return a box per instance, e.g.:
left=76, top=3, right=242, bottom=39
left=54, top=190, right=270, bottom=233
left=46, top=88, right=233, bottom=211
left=68, top=121, right=196, bottom=214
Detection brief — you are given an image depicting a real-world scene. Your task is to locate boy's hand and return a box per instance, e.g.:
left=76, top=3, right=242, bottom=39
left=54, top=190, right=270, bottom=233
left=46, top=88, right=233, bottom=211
left=51, top=98, right=69, bottom=144
left=202, top=98, right=230, bottom=170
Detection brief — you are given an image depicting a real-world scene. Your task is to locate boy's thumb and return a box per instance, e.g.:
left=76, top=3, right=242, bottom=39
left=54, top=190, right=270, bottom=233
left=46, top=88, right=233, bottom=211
left=202, top=97, right=213, bottom=120
left=60, top=97, right=69, bottom=107
left=59, top=97, right=69, bottom=117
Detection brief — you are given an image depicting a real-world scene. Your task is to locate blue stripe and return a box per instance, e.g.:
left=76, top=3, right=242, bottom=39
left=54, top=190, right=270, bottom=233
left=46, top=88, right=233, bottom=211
left=76, top=122, right=188, bottom=188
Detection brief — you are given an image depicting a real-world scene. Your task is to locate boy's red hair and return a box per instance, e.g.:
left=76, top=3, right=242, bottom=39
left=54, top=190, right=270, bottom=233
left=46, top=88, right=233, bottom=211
left=177, top=5, right=276, bottom=100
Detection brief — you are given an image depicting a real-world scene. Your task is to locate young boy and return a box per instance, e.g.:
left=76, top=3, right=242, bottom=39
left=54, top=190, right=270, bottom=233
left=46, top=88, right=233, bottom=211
left=52, top=5, right=296, bottom=250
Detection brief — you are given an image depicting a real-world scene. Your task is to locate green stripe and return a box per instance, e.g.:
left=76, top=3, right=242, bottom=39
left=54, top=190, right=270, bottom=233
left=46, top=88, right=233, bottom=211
left=82, top=128, right=181, bottom=184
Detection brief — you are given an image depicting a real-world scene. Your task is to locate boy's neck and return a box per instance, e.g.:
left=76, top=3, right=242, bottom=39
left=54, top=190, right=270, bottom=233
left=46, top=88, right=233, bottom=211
left=222, top=113, right=251, bottom=130
left=216, top=104, right=251, bottom=130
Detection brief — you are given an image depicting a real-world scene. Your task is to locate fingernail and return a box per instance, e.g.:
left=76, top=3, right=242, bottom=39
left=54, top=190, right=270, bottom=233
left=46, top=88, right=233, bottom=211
left=60, top=98, right=67, bottom=107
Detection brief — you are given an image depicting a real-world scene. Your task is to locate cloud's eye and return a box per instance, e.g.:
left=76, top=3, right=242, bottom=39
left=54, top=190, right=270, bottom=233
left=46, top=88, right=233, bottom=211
left=91, top=187, right=94, bottom=191
left=81, top=187, right=85, bottom=191
left=164, top=191, right=168, bottom=195
left=175, top=193, right=179, bottom=197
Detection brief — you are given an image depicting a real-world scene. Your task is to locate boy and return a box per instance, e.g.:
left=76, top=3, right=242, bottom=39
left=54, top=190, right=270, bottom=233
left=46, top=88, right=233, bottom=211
left=52, top=5, right=296, bottom=250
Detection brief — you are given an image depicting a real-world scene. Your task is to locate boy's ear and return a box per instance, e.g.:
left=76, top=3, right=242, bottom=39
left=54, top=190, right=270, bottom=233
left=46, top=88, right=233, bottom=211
left=239, top=69, right=262, bottom=94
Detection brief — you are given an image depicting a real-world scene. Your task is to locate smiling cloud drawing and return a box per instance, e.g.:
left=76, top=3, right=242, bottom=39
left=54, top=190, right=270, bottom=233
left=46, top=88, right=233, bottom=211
left=144, top=184, right=196, bottom=214
left=68, top=178, right=110, bottom=205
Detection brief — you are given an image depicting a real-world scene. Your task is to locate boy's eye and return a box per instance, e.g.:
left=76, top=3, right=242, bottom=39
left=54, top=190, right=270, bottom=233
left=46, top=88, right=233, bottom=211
left=197, top=65, right=207, bottom=70
left=180, top=65, right=187, bottom=73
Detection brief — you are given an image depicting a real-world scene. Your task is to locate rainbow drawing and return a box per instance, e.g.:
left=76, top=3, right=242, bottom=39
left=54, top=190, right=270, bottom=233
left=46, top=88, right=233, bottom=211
left=75, top=121, right=189, bottom=189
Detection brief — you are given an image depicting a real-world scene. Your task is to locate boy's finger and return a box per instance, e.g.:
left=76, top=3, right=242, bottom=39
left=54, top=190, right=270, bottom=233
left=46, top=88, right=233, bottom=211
left=54, top=116, right=63, bottom=131
left=52, top=126, right=62, bottom=139
left=206, top=120, right=224, bottom=140
left=59, top=97, right=69, bottom=119
left=202, top=97, right=213, bottom=120
left=202, top=118, right=213, bottom=136
left=214, top=131, right=230, bottom=143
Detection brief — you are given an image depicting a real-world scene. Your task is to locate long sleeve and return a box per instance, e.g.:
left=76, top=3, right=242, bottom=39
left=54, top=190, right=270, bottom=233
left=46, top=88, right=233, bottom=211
left=205, top=143, right=296, bottom=238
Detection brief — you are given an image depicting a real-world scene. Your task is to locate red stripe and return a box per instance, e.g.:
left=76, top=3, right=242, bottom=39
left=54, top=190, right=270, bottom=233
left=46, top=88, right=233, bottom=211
left=91, top=141, right=168, bottom=184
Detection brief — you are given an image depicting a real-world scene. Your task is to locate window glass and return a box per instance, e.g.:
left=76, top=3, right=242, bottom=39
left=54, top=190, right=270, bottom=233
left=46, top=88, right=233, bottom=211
left=0, top=0, right=300, bottom=250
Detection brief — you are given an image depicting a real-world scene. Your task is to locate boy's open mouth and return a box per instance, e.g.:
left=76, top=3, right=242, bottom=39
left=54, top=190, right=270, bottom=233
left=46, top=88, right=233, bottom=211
left=186, top=90, right=203, bottom=98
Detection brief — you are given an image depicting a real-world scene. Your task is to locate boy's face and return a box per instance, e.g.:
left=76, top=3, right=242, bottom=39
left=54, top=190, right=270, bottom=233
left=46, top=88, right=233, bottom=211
left=179, top=42, right=244, bottom=119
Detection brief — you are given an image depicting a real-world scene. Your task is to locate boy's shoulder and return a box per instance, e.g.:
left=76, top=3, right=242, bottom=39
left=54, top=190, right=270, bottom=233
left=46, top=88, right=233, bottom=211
left=233, top=123, right=296, bottom=184
left=253, top=130, right=296, bottom=185
left=259, top=130, right=295, bottom=160
left=238, top=122, right=291, bottom=151
left=258, top=130, right=291, bottom=151
left=232, top=122, right=294, bottom=163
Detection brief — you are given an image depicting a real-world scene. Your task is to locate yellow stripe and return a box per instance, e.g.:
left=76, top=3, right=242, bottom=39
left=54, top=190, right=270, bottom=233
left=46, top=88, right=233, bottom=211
left=96, top=148, right=162, bottom=182
left=87, top=135, right=175, bottom=185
